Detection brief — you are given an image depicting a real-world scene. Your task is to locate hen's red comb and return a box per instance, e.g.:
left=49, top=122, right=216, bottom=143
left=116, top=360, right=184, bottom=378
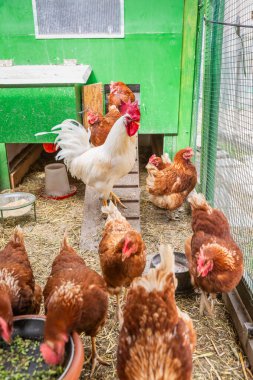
left=149, top=154, right=157, bottom=163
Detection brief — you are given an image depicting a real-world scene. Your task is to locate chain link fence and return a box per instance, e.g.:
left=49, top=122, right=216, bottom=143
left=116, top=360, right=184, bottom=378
left=193, top=0, right=253, bottom=292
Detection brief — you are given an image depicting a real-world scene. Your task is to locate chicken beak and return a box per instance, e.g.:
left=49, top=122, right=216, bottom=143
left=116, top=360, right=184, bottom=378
left=3, top=335, right=11, bottom=344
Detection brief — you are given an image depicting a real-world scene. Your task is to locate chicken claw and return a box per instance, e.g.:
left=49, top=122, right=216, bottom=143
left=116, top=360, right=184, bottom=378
left=102, top=199, right=108, bottom=207
left=167, top=210, right=180, bottom=221
left=199, top=291, right=213, bottom=316
left=123, top=287, right=128, bottom=300
left=110, top=191, right=127, bottom=209
left=116, top=293, right=124, bottom=328
left=87, top=337, right=110, bottom=378
left=209, top=293, right=217, bottom=314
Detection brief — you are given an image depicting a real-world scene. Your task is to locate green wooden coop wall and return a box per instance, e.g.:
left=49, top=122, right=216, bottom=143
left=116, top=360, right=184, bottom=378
left=0, top=0, right=198, bottom=189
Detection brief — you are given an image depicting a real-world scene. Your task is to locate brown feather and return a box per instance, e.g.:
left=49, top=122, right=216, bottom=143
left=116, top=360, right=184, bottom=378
left=117, top=261, right=195, bottom=379
left=89, top=107, right=121, bottom=146
left=189, top=231, right=243, bottom=294
left=146, top=148, right=197, bottom=211
left=99, top=220, right=146, bottom=292
left=43, top=237, right=108, bottom=342
left=108, top=82, right=135, bottom=108
left=0, top=227, right=41, bottom=330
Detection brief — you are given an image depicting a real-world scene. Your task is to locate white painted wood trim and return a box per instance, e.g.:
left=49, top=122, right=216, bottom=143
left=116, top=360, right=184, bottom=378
left=0, top=65, right=92, bottom=85
left=34, top=33, right=124, bottom=39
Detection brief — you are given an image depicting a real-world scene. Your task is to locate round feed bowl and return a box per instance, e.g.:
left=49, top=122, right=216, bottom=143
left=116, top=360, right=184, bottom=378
left=12, top=315, right=84, bottom=380
left=0, top=192, right=36, bottom=210
left=0, top=192, right=36, bottom=218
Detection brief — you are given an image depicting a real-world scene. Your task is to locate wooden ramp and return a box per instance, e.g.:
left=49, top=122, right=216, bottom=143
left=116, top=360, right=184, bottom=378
left=80, top=146, right=140, bottom=252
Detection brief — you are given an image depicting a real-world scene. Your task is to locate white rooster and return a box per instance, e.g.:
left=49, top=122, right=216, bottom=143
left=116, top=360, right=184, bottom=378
left=36, top=101, right=140, bottom=207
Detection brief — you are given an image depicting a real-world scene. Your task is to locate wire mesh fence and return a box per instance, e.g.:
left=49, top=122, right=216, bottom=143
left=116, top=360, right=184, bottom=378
left=193, top=0, right=253, bottom=293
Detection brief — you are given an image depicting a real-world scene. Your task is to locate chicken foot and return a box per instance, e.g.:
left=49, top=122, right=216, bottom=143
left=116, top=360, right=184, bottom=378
left=116, top=292, right=124, bottom=328
left=110, top=191, right=127, bottom=209
left=86, top=337, right=110, bottom=378
left=123, top=287, right=128, bottom=300
left=167, top=210, right=180, bottom=221
left=209, top=293, right=217, bottom=314
left=102, top=199, right=108, bottom=207
left=199, top=291, right=213, bottom=316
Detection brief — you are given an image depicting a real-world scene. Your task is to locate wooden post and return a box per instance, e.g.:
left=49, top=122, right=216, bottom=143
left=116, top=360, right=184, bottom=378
left=200, top=0, right=225, bottom=204
left=163, top=135, right=177, bottom=159
left=176, top=0, right=199, bottom=152
left=0, top=143, right=10, bottom=190
left=82, top=83, right=104, bottom=129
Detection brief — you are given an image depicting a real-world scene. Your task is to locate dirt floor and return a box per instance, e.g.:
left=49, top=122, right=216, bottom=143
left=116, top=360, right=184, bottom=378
left=0, top=149, right=252, bottom=380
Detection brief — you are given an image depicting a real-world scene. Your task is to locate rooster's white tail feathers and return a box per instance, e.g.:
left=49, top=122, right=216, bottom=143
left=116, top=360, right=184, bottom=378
left=35, top=119, right=91, bottom=168
left=133, top=244, right=177, bottom=292
left=101, top=201, right=126, bottom=223
left=53, top=120, right=91, bottom=167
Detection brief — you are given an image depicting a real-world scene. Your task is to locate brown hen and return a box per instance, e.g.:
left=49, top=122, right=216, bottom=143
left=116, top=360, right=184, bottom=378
left=40, top=234, right=109, bottom=377
left=145, top=153, right=171, bottom=174
left=185, top=193, right=243, bottom=315
left=0, top=226, right=42, bottom=343
left=87, top=105, right=121, bottom=146
left=99, top=202, right=146, bottom=323
left=146, top=147, right=197, bottom=217
left=117, top=245, right=196, bottom=380
left=108, top=81, right=135, bottom=109
left=188, top=192, right=231, bottom=238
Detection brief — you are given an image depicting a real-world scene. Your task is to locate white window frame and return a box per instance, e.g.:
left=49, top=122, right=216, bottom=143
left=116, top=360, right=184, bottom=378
left=32, top=0, right=124, bottom=39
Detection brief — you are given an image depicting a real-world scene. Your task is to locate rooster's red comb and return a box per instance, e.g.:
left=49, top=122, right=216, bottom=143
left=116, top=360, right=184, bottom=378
left=119, top=100, right=140, bottom=122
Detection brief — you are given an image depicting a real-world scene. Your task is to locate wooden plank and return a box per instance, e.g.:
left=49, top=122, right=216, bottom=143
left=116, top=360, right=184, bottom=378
left=128, top=219, right=140, bottom=231
left=80, top=187, right=105, bottom=252
left=9, top=144, right=34, bottom=171
left=80, top=187, right=140, bottom=251
left=0, top=65, right=92, bottom=86
left=114, top=173, right=139, bottom=187
left=82, top=83, right=104, bottom=130
left=129, top=160, right=139, bottom=173
left=223, top=291, right=253, bottom=368
left=111, top=187, right=140, bottom=201
left=101, top=201, right=140, bottom=219
left=10, top=144, right=43, bottom=189
left=121, top=202, right=139, bottom=218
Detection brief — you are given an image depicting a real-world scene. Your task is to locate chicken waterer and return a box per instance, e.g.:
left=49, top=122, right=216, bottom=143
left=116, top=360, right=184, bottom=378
left=43, top=163, right=77, bottom=200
